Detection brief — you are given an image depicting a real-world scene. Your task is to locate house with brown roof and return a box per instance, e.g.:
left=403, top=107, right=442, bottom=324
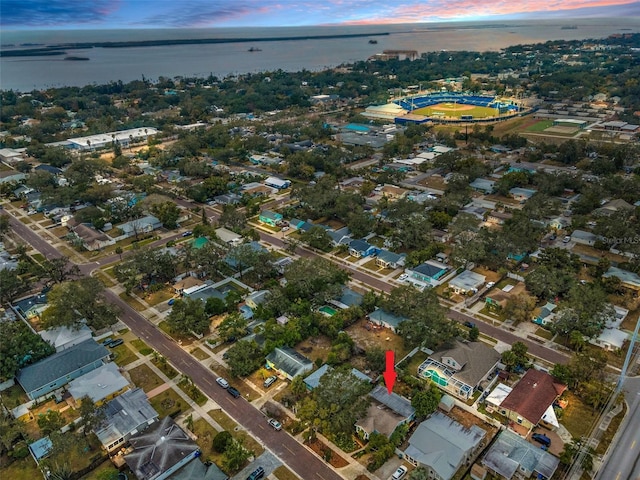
left=418, top=341, right=501, bottom=400
left=72, top=224, right=115, bottom=251
left=499, top=369, right=566, bottom=435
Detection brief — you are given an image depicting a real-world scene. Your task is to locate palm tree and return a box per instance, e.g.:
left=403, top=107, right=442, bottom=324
left=570, top=330, right=586, bottom=352
left=185, top=414, right=194, bottom=432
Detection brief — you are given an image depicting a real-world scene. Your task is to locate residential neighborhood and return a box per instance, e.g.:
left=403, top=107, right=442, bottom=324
left=1, top=30, right=640, bottom=480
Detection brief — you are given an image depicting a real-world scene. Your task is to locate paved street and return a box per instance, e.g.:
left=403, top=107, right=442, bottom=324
left=7, top=212, right=342, bottom=480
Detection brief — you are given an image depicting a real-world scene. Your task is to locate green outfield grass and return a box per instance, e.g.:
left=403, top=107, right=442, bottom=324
left=412, top=102, right=498, bottom=119
left=525, top=120, right=554, bottom=132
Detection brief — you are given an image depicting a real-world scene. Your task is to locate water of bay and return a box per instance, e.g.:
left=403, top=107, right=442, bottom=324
left=1, top=18, right=639, bottom=91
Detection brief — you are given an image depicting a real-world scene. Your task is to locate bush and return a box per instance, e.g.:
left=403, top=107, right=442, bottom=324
left=213, top=431, right=233, bottom=453
left=11, top=446, right=29, bottom=459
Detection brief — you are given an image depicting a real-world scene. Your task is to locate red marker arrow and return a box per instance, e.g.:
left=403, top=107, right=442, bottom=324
left=383, top=350, right=396, bottom=394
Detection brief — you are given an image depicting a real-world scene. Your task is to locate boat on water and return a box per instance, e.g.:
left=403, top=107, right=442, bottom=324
left=64, top=56, right=90, bottom=61
left=247, top=47, right=262, bottom=52
left=368, top=39, right=378, bottom=44
left=561, top=25, right=578, bottom=30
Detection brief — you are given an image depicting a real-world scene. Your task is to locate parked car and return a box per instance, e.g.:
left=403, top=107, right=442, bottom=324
left=227, top=387, right=241, bottom=398
left=216, top=377, right=229, bottom=389
left=398, top=273, right=409, bottom=281
left=563, top=235, right=571, bottom=243
left=263, top=376, right=277, bottom=388
left=268, top=419, right=282, bottom=431
left=101, top=338, right=113, bottom=347
left=486, top=281, right=495, bottom=288
left=463, top=321, right=476, bottom=329
left=108, top=339, right=124, bottom=348
left=391, top=465, right=408, bottom=480
left=246, top=467, right=265, bottom=480
left=168, top=298, right=175, bottom=306
left=182, top=231, right=193, bottom=237
left=532, top=433, right=551, bottom=447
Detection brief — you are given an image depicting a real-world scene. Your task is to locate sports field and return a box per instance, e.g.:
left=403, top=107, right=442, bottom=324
left=412, top=102, right=499, bottom=119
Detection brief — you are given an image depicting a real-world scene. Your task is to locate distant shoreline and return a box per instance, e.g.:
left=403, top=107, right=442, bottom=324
left=0, top=32, right=390, bottom=58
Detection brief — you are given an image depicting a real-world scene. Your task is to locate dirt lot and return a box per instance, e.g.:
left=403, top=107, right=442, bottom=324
left=297, top=335, right=332, bottom=363
left=346, top=318, right=410, bottom=359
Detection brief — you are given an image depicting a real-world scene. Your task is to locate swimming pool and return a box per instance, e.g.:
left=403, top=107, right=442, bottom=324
left=319, top=305, right=338, bottom=316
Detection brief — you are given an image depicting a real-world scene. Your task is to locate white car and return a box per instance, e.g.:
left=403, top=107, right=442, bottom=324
left=216, top=377, right=229, bottom=389
left=398, top=273, right=409, bottom=281
left=268, top=418, right=282, bottom=430
left=486, top=281, right=495, bottom=288
left=391, top=466, right=408, bottom=480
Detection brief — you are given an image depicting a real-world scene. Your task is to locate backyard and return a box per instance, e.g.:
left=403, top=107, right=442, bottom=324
left=128, top=364, right=164, bottom=392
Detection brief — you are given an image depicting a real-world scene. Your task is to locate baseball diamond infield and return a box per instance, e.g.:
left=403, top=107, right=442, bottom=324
left=412, top=102, right=499, bottom=118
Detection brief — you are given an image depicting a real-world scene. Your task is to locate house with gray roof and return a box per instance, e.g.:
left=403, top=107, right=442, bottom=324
left=125, top=416, right=199, bottom=480
left=16, top=339, right=110, bottom=400
left=509, top=187, right=537, bottom=203
left=403, top=411, right=486, bottom=480
left=119, top=215, right=162, bottom=238
left=603, top=266, right=640, bottom=291
left=376, top=250, right=406, bottom=269
left=95, top=388, right=159, bottom=452
left=67, top=362, right=130, bottom=405
left=469, top=178, right=496, bottom=194
left=356, top=385, right=416, bottom=440
left=327, top=226, right=352, bottom=247
left=482, top=429, right=559, bottom=480
left=39, top=324, right=92, bottom=352
left=265, top=347, right=313, bottom=380
left=367, top=308, right=408, bottom=333
left=449, top=270, right=486, bottom=295
left=167, top=457, right=228, bottom=480
left=418, top=341, right=501, bottom=400
left=571, top=229, right=598, bottom=246
left=304, top=364, right=371, bottom=390
left=330, top=286, right=364, bottom=309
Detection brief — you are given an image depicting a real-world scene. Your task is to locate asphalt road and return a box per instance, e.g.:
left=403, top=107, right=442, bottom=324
left=7, top=213, right=343, bottom=480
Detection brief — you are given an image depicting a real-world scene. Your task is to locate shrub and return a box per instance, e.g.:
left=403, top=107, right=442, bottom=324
left=213, top=431, right=233, bottom=453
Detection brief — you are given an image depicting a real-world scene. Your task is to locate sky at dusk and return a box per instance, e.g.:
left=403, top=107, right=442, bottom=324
left=2, top=0, right=640, bottom=29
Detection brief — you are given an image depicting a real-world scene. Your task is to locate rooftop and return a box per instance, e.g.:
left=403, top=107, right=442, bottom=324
left=435, top=341, right=501, bottom=386
left=67, top=362, right=130, bottom=403
left=16, top=339, right=109, bottom=393
left=125, top=417, right=199, bottom=480
left=482, top=429, right=560, bottom=479
left=501, top=369, right=566, bottom=425
left=369, top=385, right=415, bottom=419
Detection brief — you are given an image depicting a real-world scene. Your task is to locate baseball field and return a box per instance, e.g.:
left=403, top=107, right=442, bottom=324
left=412, top=102, right=499, bottom=119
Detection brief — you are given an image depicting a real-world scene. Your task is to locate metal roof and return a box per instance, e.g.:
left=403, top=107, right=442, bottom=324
left=16, top=339, right=109, bottom=393
left=369, top=385, right=415, bottom=419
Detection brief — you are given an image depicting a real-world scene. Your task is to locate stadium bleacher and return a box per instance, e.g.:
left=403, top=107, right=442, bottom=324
left=393, top=93, right=497, bottom=111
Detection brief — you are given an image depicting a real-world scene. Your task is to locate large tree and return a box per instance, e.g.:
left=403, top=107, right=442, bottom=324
left=0, top=268, right=29, bottom=304
left=0, top=320, right=55, bottom=382
left=297, top=368, right=371, bottom=442
left=411, top=386, right=441, bottom=419
left=217, top=312, right=248, bottom=342
left=553, top=284, right=614, bottom=339
left=151, top=201, right=181, bottom=229
left=38, top=256, right=81, bottom=284
left=41, top=277, right=118, bottom=330
left=224, top=340, right=263, bottom=377
left=384, top=286, right=457, bottom=350
left=166, top=297, right=210, bottom=336
left=282, top=257, right=349, bottom=307
left=300, top=225, right=333, bottom=252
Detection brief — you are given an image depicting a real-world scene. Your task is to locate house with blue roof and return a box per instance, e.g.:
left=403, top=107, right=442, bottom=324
left=16, top=339, right=110, bottom=400
left=367, top=308, right=407, bottom=333
left=349, top=239, right=380, bottom=258
left=407, top=260, right=450, bottom=286
left=258, top=210, right=283, bottom=227
left=469, top=178, right=496, bottom=194
left=533, top=302, right=557, bottom=325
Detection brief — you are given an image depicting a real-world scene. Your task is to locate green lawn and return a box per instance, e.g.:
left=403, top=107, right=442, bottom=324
left=190, top=347, right=210, bottom=361
left=525, top=120, right=554, bottom=132
left=131, top=338, right=153, bottom=355
left=1, top=455, right=40, bottom=480
left=158, top=320, right=195, bottom=344
left=150, top=389, right=187, bottom=419
left=209, top=410, right=264, bottom=456
left=178, top=378, right=208, bottom=406
left=110, top=343, right=138, bottom=366
left=118, top=292, right=148, bottom=312
left=151, top=356, right=179, bottom=379
left=535, top=328, right=554, bottom=340
left=273, top=466, right=300, bottom=480
left=560, top=392, right=597, bottom=439
left=128, top=364, right=164, bottom=392
left=191, top=418, right=223, bottom=465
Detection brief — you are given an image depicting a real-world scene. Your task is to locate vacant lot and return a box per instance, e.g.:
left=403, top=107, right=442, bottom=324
left=150, top=389, right=186, bottom=418
left=346, top=318, right=409, bottom=359
left=129, top=364, right=164, bottom=392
